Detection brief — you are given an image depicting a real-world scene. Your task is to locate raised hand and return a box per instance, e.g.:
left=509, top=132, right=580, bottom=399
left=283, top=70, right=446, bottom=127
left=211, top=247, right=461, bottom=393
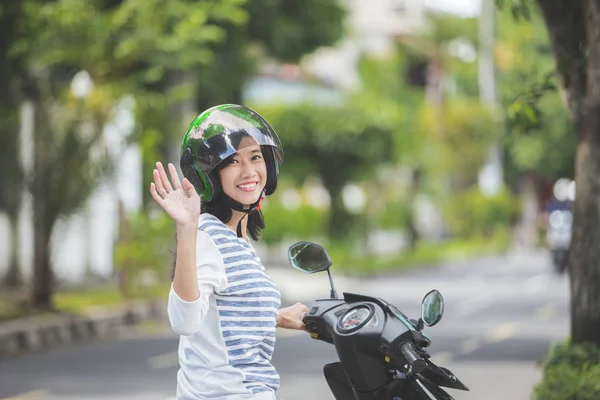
left=150, top=162, right=200, bottom=227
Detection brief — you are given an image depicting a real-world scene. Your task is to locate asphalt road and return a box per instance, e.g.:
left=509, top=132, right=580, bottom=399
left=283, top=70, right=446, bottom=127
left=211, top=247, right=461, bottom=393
left=0, top=248, right=569, bottom=400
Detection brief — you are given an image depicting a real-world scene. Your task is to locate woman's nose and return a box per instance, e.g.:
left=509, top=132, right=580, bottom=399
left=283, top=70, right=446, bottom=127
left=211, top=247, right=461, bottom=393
left=240, top=162, right=257, bottom=178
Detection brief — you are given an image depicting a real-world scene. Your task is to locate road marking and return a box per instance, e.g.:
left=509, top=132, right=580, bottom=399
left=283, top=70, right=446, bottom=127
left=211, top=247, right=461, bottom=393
left=1, top=390, right=48, bottom=400
left=535, top=303, right=557, bottom=321
left=487, top=323, right=516, bottom=343
left=277, top=328, right=307, bottom=338
left=147, top=351, right=179, bottom=369
left=458, top=337, right=483, bottom=354
left=454, top=298, right=491, bottom=317
left=430, top=351, right=454, bottom=365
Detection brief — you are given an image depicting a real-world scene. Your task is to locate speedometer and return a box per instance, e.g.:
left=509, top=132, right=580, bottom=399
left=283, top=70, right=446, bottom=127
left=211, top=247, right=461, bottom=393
left=338, top=305, right=375, bottom=333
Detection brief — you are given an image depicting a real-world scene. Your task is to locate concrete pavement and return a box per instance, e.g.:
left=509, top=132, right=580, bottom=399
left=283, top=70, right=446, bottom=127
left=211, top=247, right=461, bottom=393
left=0, top=248, right=568, bottom=400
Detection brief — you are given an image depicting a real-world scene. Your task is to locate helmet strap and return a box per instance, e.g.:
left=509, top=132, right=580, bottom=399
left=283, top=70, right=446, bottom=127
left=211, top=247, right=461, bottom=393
left=222, top=189, right=266, bottom=238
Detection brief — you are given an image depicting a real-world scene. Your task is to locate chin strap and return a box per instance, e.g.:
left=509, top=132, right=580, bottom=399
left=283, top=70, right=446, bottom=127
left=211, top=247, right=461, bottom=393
left=223, top=190, right=266, bottom=238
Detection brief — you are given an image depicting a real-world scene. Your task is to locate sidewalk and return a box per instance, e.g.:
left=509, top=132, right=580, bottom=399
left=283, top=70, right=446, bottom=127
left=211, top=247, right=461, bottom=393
left=0, top=299, right=167, bottom=358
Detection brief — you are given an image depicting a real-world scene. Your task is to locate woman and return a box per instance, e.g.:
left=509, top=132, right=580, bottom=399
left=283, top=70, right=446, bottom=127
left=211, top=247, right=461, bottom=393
left=150, top=104, right=309, bottom=400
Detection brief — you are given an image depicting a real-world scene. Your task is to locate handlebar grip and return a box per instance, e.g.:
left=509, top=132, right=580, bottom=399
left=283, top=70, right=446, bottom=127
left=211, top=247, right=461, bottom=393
left=400, top=342, right=427, bottom=374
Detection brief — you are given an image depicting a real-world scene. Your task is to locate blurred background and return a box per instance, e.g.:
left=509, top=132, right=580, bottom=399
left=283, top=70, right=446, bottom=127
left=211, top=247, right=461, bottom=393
left=0, top=0, right=577, bottom=399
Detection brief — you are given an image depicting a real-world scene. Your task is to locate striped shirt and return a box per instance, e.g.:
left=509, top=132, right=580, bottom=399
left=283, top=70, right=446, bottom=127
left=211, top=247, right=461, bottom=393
left=167, top=213, right=281, bottom=400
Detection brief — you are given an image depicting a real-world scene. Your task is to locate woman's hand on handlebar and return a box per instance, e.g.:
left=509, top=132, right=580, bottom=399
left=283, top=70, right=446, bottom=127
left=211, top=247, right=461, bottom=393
left=277, top=303, right=309, bottom=330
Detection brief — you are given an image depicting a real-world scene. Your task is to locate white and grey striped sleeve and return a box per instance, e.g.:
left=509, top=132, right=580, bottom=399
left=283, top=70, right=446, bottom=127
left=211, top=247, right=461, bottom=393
left=167, top=230, right=227, bottom=336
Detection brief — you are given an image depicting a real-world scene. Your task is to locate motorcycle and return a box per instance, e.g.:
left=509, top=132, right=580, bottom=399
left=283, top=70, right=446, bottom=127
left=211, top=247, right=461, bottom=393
left=545, top=209, right=572, bottom=274
left=287, top=241, right=469, bottom=400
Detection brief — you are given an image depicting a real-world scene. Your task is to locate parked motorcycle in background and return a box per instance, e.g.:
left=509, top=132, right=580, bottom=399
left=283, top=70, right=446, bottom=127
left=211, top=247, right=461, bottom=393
left=546, top=209, right=572, bottom=274
left=542, top=178, right=575, bottom=274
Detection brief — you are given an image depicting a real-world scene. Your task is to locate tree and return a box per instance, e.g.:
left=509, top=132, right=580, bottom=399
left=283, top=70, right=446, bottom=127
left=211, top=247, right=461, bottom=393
left=258, top=103, right=399, bottom=240
left=497, top=0, right=600, bottom=346
left=0, top=1, right=25, bottom=287
left=5, top=0, right=246, bottom=309
left=494, top=8, right=576, bottom=188
left=137, top=0, right=346, bottom=208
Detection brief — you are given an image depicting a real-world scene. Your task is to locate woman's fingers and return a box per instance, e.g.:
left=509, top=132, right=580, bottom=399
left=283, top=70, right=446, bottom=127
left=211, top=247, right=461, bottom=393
left=153, top=168, right=167, bottom=197
left=182, top=177, right=197, bottom=198
left=168, top=163, right=182, bottom=191
left=150, top=182, right=165, bottom=204
left=156, top=162, right=174, bottom=193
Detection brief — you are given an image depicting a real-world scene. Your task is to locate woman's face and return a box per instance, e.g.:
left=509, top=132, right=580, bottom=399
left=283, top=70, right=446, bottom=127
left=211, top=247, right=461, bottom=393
left=219, top=138, right=267, bottom=207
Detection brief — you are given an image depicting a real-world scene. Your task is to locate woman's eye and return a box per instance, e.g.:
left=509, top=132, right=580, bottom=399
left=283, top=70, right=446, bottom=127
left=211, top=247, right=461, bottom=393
left=252, top=155, right=263, bottom=161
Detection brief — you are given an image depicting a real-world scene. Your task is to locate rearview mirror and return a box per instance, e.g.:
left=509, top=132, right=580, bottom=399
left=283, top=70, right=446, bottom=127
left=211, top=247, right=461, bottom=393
left=421, top=289, right=444, bottom=327
left=288, top=241, right=332, bottom=274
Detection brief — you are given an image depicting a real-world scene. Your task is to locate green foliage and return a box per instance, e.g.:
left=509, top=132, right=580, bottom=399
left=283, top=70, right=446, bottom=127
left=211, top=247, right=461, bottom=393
left=325, top=234, right=509, bottom=276
left=444, top=185, right=520, bottom=239
left=375, top=200, right=411, bottom=230
left=256, top=102, right=399, bottom=239
left=415, top=98, right=500, bottom=186
left=259, top=103, right=398, bottom=182
left=260, top=202, right=327, bottom=245
left=246, top=0, right=346, bottom=62
left=533, top=341, right=600, bottom=400
left=12, top=0, right=247, bottom=84
left=114, top=211, right=175, bottom=298
left=495, top=2, right=576, bottom=182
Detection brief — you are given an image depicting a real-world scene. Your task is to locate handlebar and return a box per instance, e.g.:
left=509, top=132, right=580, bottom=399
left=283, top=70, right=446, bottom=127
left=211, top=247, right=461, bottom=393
left=399, top=342, right=427, bottom=374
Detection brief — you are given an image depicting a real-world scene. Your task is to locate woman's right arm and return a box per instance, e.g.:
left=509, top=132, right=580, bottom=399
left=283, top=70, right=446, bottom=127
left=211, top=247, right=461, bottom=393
left=150, top=162, right=226, bottom=336
left=167, top=226, right=227, bottom=336
left=172, top=223, right=200, bottom=302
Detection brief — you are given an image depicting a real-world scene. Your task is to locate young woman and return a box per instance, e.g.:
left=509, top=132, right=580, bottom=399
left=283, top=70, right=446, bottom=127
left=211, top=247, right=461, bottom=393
left=150, top=104, right=308, bottom=400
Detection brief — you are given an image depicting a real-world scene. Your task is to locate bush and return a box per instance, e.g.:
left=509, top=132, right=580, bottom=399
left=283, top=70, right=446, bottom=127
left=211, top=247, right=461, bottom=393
left=114, top=211, right=175, bottom=298
left=260, top=202, right=327, bottom=245
left=444, top=185, right=520, bottom=239
left=532, top=341, right=600, bottom=400
left=375, top=199, right=411, bottom=230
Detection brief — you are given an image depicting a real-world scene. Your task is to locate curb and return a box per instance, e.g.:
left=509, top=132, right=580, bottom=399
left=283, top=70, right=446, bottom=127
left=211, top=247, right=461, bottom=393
left=0, top=299, right=167, bottom=358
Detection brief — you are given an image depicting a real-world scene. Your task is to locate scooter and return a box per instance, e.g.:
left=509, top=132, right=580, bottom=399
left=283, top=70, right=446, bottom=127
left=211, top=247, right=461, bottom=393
left=545, top=210, right=572, bottom=274
left=287, top=241, right=469, bottom=400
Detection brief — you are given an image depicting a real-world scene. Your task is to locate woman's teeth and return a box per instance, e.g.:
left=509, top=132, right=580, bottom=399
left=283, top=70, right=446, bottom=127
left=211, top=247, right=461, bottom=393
left=238, top=183, right=257, bottom=189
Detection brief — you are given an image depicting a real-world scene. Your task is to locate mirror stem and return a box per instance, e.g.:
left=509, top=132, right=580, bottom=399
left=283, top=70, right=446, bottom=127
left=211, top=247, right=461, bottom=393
left=327, top=269, right=338, bottom=299
left=416, top=318, right=424, bottom=331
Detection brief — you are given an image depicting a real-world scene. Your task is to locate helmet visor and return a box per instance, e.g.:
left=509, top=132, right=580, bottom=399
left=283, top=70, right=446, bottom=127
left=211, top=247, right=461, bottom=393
left=184, top=106, right=283, bottom=174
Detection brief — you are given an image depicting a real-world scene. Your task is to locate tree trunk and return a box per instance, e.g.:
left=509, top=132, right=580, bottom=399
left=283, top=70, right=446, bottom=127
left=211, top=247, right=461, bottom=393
left=569, top=0, right=600, bottom=346
left=4, top=213, right=22, bottom=288
left=32, top=217, right=53, bottom=310
left=31, top=93, right=55, bottom=310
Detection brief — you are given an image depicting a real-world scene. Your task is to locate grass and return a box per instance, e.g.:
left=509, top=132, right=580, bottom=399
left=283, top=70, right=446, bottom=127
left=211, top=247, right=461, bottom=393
left=328, top=234, right=510, bottom=276
left=54, top=284, right=167, bottom=314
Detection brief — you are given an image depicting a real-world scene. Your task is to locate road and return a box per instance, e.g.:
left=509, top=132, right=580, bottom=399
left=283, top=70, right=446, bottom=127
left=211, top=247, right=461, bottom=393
left=0, top=248, right=569, bottom=400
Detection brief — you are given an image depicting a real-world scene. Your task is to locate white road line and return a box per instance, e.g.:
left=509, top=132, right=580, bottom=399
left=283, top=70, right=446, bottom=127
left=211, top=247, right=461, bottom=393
left=458, top=337, right=483, bottom=354
left=430, top=351, right=454, bottom=365
left=276, top=328, right=307, bottom=338
left=535, top=303, right=557, bottom=321
left=0, top=390, right=48, bottom=400
left=486, top=323, right=517, bottom=343
left=147, top=351, right=179, bottom=370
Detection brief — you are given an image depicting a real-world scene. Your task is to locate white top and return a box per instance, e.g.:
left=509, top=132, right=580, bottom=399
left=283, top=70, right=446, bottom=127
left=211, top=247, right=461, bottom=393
left=168, top=214, right=281, bottom=400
